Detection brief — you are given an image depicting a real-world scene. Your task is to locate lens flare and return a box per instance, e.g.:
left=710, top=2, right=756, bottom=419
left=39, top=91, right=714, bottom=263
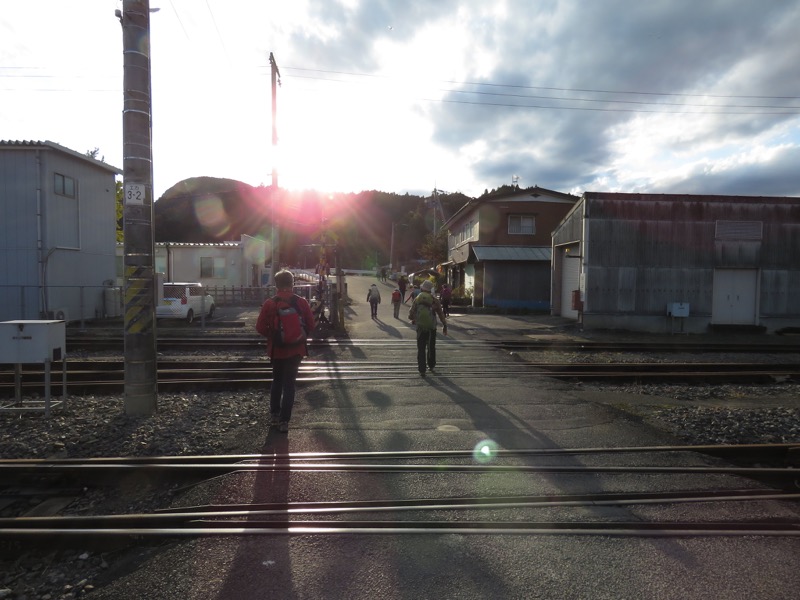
left=472, top=439, right=499, bottom=464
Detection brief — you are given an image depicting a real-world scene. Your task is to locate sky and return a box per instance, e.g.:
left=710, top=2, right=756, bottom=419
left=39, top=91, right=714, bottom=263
left=3, top=0, right=800, bottom=201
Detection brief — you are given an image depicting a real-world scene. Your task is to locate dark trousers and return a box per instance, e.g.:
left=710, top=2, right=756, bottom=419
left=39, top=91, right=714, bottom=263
left=416, top=328, right=437, bottom=373
left=270, top=355, right=302, bottom=422
left=370, top=300, right=379, bottom=317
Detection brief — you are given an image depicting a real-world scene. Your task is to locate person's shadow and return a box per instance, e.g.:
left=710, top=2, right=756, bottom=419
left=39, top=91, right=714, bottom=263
left=215, top=430, right=296, bottom=599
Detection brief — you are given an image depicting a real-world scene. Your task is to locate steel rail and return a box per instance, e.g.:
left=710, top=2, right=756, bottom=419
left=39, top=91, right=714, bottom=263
left=2, top=491, right=796, bottom=530
left=64, top=336, right=800, bottom=353
left=2, top=522, right=799, bottom=538
left=1, top=462, right=798, bottom=477
left=2, top=362, right=799, bottom=393
left=1, top=443, right=796, bottom=465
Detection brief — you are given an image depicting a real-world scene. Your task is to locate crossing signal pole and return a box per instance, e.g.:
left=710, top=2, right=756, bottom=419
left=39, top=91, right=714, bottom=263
left=118, top=0, right=158, bottom=415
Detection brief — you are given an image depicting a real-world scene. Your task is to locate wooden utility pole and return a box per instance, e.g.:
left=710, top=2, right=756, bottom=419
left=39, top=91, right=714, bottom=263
left=269, top=52, right=281, bottom=279
left=119, top=0, right=158, bottom=415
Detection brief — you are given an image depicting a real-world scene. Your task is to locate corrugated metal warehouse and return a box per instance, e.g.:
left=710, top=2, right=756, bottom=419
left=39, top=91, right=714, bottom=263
left=0, top=140, right=120, bottom=322
left=551, top=192, right=800, bottom=333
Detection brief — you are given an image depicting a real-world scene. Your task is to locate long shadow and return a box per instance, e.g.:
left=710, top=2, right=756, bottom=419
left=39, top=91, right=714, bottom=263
left=372, top=317, right=403, bottom=338
left=429, top=374, right=700, bottom=568
left=215, top=430, right=295, bottom=598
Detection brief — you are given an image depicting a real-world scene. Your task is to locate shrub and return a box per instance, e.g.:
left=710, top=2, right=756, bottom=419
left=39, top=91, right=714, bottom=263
left=451, top=286, right=473, bottom=306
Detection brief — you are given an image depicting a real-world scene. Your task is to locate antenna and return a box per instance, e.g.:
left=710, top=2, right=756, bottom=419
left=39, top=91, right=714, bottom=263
left=512, top=175, right=520, bottom=187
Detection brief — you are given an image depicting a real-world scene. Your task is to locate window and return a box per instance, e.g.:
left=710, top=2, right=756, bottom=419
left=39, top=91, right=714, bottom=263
left=200, top=256, right=226, bottom=278
left=508, top=215, right=535, bottom=235
left=465, top=220, right=475, bottom=240
left=54, top=173, right=76, bottom=198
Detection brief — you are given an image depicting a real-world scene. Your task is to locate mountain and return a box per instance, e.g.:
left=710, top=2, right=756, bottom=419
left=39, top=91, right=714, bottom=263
left=154, top=177, right=267, bottom=242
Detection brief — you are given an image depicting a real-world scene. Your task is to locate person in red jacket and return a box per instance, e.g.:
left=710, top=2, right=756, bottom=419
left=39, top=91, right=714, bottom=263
left=256, top=270, right=316, bottom=433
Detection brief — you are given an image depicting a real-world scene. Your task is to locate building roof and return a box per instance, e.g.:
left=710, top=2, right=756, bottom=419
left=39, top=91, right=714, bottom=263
left=470, top=245, right=552, bottom=262
left=0, top=139, right=121, bottom=174
left=583, top=191, right=800, bottom=205
left=444, top=186, right=579, bottom=229
left=117, top=242, right=243, bottom=248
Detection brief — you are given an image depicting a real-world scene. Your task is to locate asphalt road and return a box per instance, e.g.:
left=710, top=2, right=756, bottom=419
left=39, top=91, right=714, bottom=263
left=92, top=275, right=800, bottom=600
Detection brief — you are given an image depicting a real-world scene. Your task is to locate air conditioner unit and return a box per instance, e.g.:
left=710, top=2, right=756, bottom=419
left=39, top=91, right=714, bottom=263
left=47, top=308, right=69, bottom=322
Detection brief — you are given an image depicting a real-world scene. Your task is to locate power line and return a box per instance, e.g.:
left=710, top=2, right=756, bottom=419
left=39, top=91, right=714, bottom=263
left=430, top=97, right=800, bottom=116
left=282, top=66, right=800, bottom=101
left=282, top=72, right=800, bottom=115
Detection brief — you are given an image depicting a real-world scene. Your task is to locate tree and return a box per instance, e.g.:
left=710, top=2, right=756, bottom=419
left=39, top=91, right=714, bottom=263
left=419, top=228, right=447, bottom=265
left=85, top=147, right=104, bottom=162
left=115, top=180, right=124, bottom=242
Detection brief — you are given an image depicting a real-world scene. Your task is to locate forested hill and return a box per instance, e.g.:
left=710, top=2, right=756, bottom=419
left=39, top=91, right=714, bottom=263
left=153, top=177, right=470, bottom=268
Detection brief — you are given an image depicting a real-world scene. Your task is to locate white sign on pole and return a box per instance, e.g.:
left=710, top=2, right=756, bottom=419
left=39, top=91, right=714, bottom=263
left=124, top=183, right=146, bottom=206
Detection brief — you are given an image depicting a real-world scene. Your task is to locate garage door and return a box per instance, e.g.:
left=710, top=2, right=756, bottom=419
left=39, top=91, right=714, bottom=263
left=560, top=250, right=581, bottom=319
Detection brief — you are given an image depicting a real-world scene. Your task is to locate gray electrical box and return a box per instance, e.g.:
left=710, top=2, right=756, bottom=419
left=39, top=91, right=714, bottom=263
left=666, top=303, right=690, bottom=318
left=0, top=320, right=66, bottom=364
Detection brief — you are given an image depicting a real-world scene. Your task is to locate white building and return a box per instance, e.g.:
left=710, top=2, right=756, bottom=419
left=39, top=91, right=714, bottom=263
left=0, top=140, right=120, bottom=322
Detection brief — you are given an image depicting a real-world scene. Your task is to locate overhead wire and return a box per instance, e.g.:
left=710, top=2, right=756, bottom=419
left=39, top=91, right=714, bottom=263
left=281, top=67, right=800, bottom=115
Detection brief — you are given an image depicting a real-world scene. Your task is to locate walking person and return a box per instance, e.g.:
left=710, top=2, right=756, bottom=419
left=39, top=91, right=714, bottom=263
left=367, top=283, right=381, bottom=318
left=255, top=270, right=316, bottom=433
left=440, top=282, right=452, bottom=317
left=398, top=274, right=408, bottom=303
left=409, top=280, right=447, bottom=377
left=408, top=284, right=420, bottom=304
left=391, top=288, right=402, bottom=318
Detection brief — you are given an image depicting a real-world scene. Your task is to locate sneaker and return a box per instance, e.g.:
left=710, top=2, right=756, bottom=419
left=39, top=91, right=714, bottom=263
left=279, top=422, right=289, bottom=433
left=420, top=371, right=426, bottom=378
left=270, top=414, right=281, bottom=426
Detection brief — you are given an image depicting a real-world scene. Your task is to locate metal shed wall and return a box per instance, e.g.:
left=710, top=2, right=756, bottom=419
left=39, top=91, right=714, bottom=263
left=580, top=194, right=800, bottom=332
left=552, top=198, right=584, bottom=248
left=40, top=151, right=117, bottom=320
left=0, top=143, right=119, bottom=321
left=0, top=149, right=41, bottom=318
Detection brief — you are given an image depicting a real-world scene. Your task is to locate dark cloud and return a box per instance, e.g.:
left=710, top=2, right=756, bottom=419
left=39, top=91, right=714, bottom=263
left=652, top=146, right=800, bottom=196
left=424, top=0, right=800, bottom=195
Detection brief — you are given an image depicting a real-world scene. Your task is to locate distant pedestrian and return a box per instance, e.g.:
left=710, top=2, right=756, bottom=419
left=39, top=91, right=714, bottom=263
left=409, top=280, right=447, bottom=377
left=440, top=283, right=452, bottom=317
left=398, top=275, right=408, bottom=303
left=391, top=288, right=402, bottom=318
left=256, top=270, right=316, bottom=433
left=408, top=285, right=420, bottom=304
left=380, top=267, right=387, bottom=282
left=367, top=283, right=382, bottom=318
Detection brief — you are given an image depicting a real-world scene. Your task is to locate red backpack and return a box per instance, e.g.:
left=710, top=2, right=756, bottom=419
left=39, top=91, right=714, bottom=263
left=391, top=290, right=402, bottom=303
left=272, top=295, right=307, bottom=347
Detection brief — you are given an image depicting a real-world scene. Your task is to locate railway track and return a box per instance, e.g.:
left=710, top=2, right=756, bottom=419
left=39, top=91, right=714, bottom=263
left=64, top=335, right=800, bottom=354
left=1, top=445, right=799, bottom=546
left=2, top=358, right=799, bottom=394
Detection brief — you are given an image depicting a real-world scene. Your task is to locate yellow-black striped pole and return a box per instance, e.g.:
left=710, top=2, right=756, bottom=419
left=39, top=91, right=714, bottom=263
left=120, top=0, right=158, bottom=414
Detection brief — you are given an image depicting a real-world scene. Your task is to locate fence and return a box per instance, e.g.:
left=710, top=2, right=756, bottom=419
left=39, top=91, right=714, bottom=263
left=205, top=286, right=269, bottom=307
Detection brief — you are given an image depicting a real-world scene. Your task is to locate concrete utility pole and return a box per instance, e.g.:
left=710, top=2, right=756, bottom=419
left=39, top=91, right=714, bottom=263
left=119, top=0, right=158, bottom=415
left=269, top=52, right=281, bottom=279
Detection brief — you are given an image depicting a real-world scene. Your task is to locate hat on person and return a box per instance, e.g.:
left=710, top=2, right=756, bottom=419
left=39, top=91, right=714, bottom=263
left=421, top=280, right=434, bottom=292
